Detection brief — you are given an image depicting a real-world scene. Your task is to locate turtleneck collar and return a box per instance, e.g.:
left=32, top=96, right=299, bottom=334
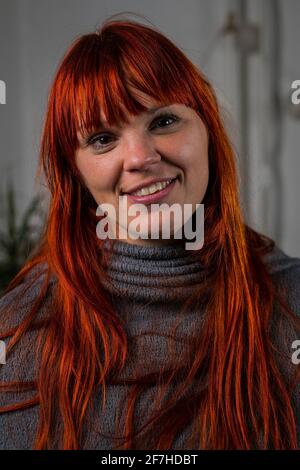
left=99, top=239, right=206, bottom=302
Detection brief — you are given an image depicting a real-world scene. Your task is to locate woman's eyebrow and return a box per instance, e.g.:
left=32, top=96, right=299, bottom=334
left=146, top=105, right=171, bottom=114
left=98, top=105, right=174, bottom=129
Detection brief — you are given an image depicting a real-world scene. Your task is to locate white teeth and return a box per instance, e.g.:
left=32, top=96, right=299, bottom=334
left=132, top=179, right=174, bottom=196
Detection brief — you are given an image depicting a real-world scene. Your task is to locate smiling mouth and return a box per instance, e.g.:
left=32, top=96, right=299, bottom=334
left=131, top=178, right=176, bottom=197
left=122, top=177, right=178, bottom=198
left=120, top=177, right=178, bottom=206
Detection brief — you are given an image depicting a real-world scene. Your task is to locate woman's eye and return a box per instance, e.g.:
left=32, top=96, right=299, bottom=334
left=151, top=113, right=180, bottom=129
left=88, top=134, right=114, bottom=151
left=86, top=113, right=180, bottom=152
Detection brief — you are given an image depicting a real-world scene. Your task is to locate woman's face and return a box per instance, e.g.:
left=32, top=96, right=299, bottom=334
left=75, top=89, right=209, bottom=246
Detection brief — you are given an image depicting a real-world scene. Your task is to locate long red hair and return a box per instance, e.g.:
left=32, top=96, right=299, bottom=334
left=1, top=16, right=300, bottom=449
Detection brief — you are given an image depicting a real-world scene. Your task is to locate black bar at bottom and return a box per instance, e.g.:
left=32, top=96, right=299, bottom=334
left=0, top=450, right=300, bottom=467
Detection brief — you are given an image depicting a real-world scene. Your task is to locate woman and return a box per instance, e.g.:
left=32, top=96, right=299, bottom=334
left=0, top=17, right=300, bottom=450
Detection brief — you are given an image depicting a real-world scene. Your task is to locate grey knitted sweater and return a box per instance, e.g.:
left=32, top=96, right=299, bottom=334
left=0, top=240, right=300, bottom=449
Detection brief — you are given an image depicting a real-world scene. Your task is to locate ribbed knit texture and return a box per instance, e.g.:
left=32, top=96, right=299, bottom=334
left=0, top=240, right=300, bottom=449
left=100, top=239, right=206, bottom=302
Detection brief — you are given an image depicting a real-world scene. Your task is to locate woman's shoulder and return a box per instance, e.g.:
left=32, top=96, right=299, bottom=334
left=0, top=262, right=55, bottom=331
left=263, top=243, right=300, bottom=276
left=262, top=243, right=300, bottom=316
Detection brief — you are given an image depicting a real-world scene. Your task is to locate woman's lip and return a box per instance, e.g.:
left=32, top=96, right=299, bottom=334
left=124, top=178, right=177, bottom=204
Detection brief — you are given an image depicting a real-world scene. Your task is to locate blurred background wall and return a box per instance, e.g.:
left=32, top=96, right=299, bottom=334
left=0, top=0, right=299, bottom=263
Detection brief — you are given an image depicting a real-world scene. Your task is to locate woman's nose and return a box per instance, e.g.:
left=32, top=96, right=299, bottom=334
left=122, top=134, right=161, bottom=171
